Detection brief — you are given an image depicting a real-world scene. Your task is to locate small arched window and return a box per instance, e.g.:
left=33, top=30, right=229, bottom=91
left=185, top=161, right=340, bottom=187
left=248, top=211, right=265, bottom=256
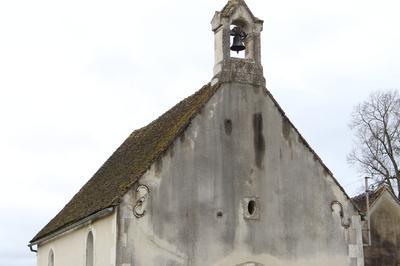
left=86, top=231, right=94, bottom=266
left=48, top=249, right=54, bottom=266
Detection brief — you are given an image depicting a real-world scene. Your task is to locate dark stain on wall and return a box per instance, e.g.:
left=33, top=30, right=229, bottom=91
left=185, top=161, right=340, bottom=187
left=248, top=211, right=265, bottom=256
left=282, top=117, right=292, bottom=147
left=155, top=158, right=163, bottom=175
left=169, top=145, right=175, bottom=158
left=364, top=240, right=399, bottom=266
left=224, top=119, right=233, bottom=135
left=253, top=113, right=265, bottom=168
left=180, top=132, right=186, bottom=143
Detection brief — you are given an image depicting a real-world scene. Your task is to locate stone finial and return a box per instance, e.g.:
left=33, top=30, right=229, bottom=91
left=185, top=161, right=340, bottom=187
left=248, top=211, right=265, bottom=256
left=211, top=0, right=265, bottom=86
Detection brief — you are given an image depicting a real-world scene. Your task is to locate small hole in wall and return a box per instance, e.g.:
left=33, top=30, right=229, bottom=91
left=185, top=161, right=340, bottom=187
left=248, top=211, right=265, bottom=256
left=217, top=211, right=223, bottom=218
left=248, top=200, right=256, bottom=216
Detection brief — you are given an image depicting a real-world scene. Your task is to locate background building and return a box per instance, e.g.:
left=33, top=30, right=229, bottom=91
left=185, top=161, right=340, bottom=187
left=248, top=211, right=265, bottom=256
left=353, top=185, right=400, bottom=266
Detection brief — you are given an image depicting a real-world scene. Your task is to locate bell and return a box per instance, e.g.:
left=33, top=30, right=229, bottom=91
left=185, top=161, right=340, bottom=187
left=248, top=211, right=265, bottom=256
left=230, top=35, right=246, bottom=53
left=230, top=26, right=247, bottom=53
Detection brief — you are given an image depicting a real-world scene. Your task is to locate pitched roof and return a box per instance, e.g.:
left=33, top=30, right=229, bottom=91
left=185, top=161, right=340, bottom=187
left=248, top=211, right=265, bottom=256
left=221, top=0, right=238, bottom=16
left=31, top=83, right=220, bottom=243
left=352, top=186, right=385, bottom=213
left=220, top=0, right=262, bottom=22
left=352, top=185, right=400, bottom=212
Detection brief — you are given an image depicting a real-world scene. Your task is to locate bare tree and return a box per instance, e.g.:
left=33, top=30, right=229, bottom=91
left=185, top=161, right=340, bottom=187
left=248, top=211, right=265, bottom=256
left=348, top=90, right=400, bottom=198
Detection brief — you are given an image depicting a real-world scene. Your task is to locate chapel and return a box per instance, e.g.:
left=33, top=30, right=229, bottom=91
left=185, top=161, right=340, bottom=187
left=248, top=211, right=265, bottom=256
left=29, top=1, right=366, bottom=265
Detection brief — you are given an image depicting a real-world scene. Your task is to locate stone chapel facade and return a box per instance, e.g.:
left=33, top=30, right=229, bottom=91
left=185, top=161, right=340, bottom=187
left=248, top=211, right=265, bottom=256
left=29, top=1, right=366, bottom=265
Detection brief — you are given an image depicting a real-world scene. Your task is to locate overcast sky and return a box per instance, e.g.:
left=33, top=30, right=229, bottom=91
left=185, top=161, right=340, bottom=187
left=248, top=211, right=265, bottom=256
left=0, top=0, right=399, bottom=265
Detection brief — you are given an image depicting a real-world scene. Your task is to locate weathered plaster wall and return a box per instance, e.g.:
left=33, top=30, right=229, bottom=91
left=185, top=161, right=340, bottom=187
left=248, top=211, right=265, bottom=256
left=117, top=83, right=363, bottom=266
left=37, top=212, right=117, bottom=266
left=364, top=192, right=400, bottom=266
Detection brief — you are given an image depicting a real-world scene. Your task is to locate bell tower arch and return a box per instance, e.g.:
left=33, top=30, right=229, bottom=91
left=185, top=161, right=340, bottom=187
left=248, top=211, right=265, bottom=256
left=211, top=0, right=264, bottom=86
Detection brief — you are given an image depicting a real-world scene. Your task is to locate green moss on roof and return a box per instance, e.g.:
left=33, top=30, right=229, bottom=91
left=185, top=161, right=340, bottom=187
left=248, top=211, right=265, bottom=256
left=31, top=83, right=220, bottom=243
